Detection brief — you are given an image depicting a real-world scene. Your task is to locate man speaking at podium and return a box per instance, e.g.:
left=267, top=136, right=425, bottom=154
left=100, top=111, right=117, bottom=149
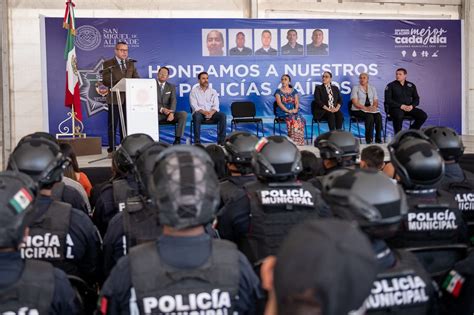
left=102, top=41, right=140, bottom=154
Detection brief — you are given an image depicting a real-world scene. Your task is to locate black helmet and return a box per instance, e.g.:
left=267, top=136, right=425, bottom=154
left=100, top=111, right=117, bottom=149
left=8, top=138, right=69, bottom=188
left=114, top=133, right=154, bottom=173
left=135, top=142, right=170, bottom=197
left=424, top=126, right=464, bottom=162
left=224, top=131, right=259, bottom=175
left=0, top=171, right=37, bottom=248
left=252, top=136, right=302, bottom=181
left=388, top=130, right=444, bottom=189
left=320, top=169, right=350, bottom=195
left=225, top=131, right=259, bottom=164
left=325, top=169, right=408, bottom=239
left=18, top=132, right=57, bottom=145
left=150, top=146, right=219, bottom=230
left=315, top=131, right=359, bottom=166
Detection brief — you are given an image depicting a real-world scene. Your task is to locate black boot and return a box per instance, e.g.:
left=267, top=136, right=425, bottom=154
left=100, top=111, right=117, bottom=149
left=173, top=137, right=181, bottom=145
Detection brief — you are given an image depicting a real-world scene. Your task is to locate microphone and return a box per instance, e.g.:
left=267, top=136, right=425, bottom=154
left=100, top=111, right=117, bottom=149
left=128, top=58, right=138, bottom=63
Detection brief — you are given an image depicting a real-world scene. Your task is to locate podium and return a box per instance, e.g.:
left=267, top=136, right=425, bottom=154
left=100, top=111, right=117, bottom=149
left=111, top=78, right=159, bottom=141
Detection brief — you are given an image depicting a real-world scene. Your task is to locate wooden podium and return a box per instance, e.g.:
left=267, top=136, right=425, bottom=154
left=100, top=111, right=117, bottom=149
left=111, top=78, right=159, bottom=140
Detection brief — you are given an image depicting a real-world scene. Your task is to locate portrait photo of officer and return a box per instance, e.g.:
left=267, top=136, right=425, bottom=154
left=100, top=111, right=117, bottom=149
left=228, top=29, right=253, bottom=56
left=280, top=28, right=304, bottom=55
left=202, top=29, right=226, bottom=56
left=306, top=28, right=329, bottom=56
left=254, top=29, right=278, bottom=55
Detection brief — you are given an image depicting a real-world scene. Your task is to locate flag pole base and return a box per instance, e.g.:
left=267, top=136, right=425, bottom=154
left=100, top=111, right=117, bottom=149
left=56, top=106, right=86, bottom=139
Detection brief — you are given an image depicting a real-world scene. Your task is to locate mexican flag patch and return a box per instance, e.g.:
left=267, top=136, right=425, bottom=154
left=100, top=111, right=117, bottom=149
left=9, top=188, right=33, bottom=213
left=442, top=270, right=465, bottom=298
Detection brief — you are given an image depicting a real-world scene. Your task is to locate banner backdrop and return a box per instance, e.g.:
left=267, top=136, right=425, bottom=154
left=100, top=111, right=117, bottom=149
left=42, top=18, right=462, bottom=144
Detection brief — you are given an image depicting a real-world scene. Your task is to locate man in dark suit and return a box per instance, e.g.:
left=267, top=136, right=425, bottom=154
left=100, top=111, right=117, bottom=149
left=313, top=71, right=344, bottom=130
left=229, top=32, right=252, bottom=56
left=102, top=41, right=140, bottom=153
left=156, top=66, right=187, bottom=144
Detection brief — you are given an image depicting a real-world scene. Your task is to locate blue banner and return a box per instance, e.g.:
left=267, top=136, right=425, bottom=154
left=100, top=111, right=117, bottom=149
left=43, top=18, right=461, bottom=144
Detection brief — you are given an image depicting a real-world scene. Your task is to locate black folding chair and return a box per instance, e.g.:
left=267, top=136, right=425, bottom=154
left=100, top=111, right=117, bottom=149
left=383, top=102, right=415, bottom=142
left=310, top=100, right=330, bottom=142
left=159, top=120, right=178, bottom=142
left=230, top=101, right=265, bottom=137
left=348, top=100, right=363, bottom=139
left=272, top=101, right=286, bottom=135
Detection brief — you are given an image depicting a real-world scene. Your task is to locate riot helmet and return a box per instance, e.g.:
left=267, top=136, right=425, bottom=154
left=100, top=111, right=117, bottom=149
left=224, top=131, right=259, bottom=175
left=424, top=126, right=464, bottom=162
left=388, top=130, right=444, bottom=189
left=325, top=169, right=408, bottom=239
left=8, top=138, right=69, bottom=188
left=114, top=133, right=154, bottom=173
left=135, top=142, right=169, bottom=197
left=315, top=130, right=359, bottom=166
left=149, top=145, right=219, bottom=230
left=252, top=136, right=302, bottom=181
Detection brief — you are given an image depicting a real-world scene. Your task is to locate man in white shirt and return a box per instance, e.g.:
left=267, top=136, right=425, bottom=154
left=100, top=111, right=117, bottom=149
left=189, top=72, right=226, bottom=144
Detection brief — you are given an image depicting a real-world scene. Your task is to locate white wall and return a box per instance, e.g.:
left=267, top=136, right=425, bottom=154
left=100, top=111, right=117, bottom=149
left=7, top=0, right=467, bottom=145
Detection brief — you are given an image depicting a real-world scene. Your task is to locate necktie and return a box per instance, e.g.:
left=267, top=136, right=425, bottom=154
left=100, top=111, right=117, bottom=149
left=161, top=83, right=165, bottom=93
left=121, top=60, right=126, bottom=74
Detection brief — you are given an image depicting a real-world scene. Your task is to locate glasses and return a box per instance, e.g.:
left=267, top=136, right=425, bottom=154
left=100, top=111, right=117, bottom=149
left=116, top=49, right=128, bottom=52
left=322, top=75, right=331, bottom=78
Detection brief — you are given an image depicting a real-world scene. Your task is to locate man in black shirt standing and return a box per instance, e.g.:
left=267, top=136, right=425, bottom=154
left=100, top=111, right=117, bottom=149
left=384, top=68, right=427, bottom=134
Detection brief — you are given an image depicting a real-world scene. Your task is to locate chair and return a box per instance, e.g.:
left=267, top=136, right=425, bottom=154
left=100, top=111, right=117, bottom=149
left=189, top=107, right=219, bottom=144
left=272, top=102, right=309, bottom=144
left=272, top=101, right=285, bottom=135
left=383, top=102, right=415, bottom=142
left=230, top=101, right=265, bottom=137
left=348, top=100, right=363, bottom=139
left=309, top=100, right=330, bottom=142
left=159, top=120, right=177, bottom=142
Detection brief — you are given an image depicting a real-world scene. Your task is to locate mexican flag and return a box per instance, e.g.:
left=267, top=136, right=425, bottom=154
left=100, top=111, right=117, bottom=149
left=63, top=0, right=82, bottom=121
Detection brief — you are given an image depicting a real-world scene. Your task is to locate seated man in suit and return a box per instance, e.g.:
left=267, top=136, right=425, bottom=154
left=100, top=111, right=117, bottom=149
left=189, top=71, right=226, bottom=145
left=156, top=66, right=187, bottom=145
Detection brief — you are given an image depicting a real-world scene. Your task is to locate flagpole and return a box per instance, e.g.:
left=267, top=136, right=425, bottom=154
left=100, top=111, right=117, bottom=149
left=56, top=0, right=86, bottom=139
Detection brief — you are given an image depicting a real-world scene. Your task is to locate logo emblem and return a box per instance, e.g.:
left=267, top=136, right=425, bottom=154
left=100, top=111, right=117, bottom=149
left=75, top=25, right=102, bottom=51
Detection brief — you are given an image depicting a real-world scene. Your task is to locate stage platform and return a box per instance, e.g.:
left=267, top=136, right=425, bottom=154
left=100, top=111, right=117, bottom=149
left=77, top=135, right=474, bottom=169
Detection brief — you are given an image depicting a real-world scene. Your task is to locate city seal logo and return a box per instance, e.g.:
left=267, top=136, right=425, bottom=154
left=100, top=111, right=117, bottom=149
left=75, top=25, right=102, bottom=51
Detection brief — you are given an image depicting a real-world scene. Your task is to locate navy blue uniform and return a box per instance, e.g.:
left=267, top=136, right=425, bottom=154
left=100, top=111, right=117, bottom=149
left=0, top=252, right=80, bottom=314
left=55, top=183, right=90, bottom=215
left=93, top=175, right=139, bottom=237
left=103, top=212, right=127, bottom=278
left=217, top=180, right=331, bottom=245
left=34, top=195, right=103, bottom=285
left=99, top=234, right=262, bottom=315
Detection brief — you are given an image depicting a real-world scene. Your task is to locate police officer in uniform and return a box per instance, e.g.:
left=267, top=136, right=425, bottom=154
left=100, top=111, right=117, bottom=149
left=93, top=133, right=154, bottom=236
left=0, top=171, right=80, bottom=314
left=387, top=130, right=469, bottom=275
left=384, top=68, right=427, bottom=134
left=325, top=169, right=439, bottom=314
left=98, top=146, right=262, bottom=314
left=18, top=133, right=89, bottom=214
left=220, top=131, right=259, bottom=206
left=311, top=130, right=360, bottom=191
left=7, top=138, right=102, bottom=291
left=217, top=136, right=330, bottom=264
left=103, top=142, right=168, bottom=276
left=424, top=126, right=474, bottom=239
